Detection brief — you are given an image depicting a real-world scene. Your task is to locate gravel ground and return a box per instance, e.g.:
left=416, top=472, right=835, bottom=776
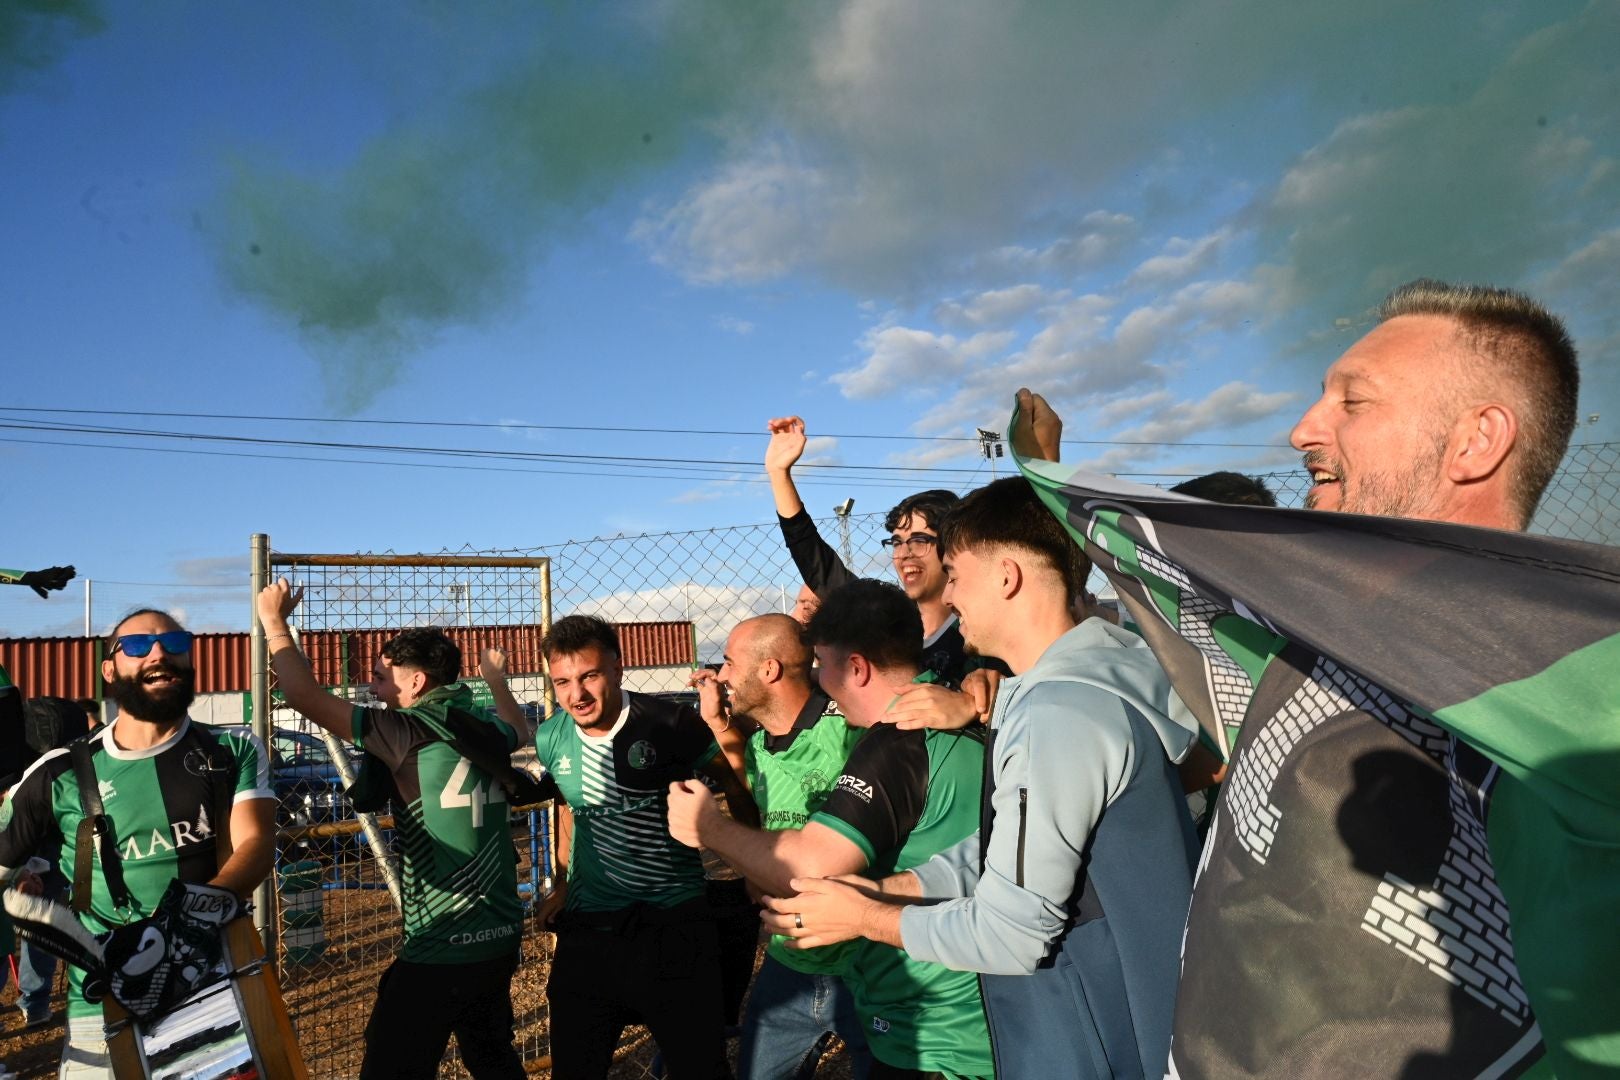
left=2, top=829, right=853, bottom=1078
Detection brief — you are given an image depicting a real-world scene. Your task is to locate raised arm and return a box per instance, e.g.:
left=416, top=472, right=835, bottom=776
left=479, top=647, right=534, bottom=744
left=767, top=416, right=856, bottom=596
left=1011, top=387, right=1063, bottom=462
left=0, top=565, right=76, bottom=599
left=765, top=416, right=808, bottom=518
left=256, top=578, right=354, bottom=738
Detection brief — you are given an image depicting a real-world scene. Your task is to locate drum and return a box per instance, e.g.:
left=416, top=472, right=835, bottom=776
left=104, top=919, right=308, bottom=1080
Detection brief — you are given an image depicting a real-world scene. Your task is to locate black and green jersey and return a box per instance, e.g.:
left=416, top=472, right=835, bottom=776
left=0, top=719, right=273, bottom=1018
left=810, top=713, right=991, bottom=1077
left=535, top=691, right=720, bottom=913
left=745, top=688, right=863, bottom=976
left=351, top=684, right=522, bottom=964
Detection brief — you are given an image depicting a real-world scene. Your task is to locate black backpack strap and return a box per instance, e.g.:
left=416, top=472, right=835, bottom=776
left=70, top=738, right=131, bottom=914
left=179, top=723, right=236, bottom=870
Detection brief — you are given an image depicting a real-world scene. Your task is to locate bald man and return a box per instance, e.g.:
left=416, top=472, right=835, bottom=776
left=709, top=614, right=875, bottom=1080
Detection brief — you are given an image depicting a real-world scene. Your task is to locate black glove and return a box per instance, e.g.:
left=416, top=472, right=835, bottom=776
left=18, top=565, right=75, bottom=599
left=102, top=880, right=242, bottom=1022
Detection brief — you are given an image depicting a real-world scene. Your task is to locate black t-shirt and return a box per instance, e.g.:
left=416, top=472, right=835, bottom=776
left=778, top=510, right=1009, bottom=691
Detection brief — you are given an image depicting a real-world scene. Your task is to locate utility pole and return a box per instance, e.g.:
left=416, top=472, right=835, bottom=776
left=833, top=498, right=855, bottom=566
left=447, top=582, right=472, bottom=627
left=977, top=428, right=1005, bottom=479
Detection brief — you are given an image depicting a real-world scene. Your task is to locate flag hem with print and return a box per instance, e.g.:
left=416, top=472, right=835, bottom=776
left=1011, top=410, right=1620, bottom=1077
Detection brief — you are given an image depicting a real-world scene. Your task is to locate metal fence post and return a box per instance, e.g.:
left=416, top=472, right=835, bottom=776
left=249, top=533, right=274, bottom=958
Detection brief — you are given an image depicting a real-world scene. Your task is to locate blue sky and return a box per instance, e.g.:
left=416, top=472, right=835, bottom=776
left=2, top=1, right=1616, bottom=637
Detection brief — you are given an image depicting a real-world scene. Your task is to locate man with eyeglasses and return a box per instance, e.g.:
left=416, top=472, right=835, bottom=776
left=766, top=417, right=1005, bottom=695
left=0, top=608, right=277, bottom=1078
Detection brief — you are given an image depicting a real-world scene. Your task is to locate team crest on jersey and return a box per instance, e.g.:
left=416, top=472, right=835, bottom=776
left=554, top=755, right=573, bottom=775
left=98, top=780, right=117, bottom=801
left=798, top=769, right=830, bottom=795
left=628, top=740, right=657, bottom=769
left=871, top=1016, right=891, bottom=1034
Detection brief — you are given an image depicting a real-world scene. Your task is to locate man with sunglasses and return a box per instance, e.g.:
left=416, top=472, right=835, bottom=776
left=766, top=417, right=1005, bottom=696
left=0, top=609, right=277, bottom=1078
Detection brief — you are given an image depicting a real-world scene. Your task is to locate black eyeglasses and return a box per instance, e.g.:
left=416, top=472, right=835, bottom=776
left=111, top=631, right=195, bottom=658
left=881, top=534, right=939, bottom=554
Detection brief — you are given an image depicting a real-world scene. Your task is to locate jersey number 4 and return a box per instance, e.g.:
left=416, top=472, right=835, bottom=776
left=438, top=757, right=506, bottom=828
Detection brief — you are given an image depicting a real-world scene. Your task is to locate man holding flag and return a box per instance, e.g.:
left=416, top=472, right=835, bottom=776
left=1014, top=279, right=1616, bottom=1077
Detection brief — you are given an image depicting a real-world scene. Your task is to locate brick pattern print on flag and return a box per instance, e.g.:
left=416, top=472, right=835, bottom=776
left=1012, top=418, right=1620, bottom=1079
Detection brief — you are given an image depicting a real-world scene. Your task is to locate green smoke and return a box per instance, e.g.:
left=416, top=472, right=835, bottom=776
left=213, top=5, right=817, bottom=412
left=0, top=0, right=103, bottom=97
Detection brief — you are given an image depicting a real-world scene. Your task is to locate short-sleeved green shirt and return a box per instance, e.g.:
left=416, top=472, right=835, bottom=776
left=351, top=683, right=523, bottom=963
left=745, top=689, right=863, bottom=975
left=809, top=677, right=992, bottom=1077
left=0, top=719, right=273, bottom=1017
left=535, top=691, right=720, bottom=912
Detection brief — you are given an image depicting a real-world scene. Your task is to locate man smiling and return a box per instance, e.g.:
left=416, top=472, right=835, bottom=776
left=535, top=614, right=755, bottom=1080
left=763, top=480, right=1198, bottom=1079
left=765, top=415, right=1000, bottom=691
left=1016, top=279, right=1595, bottom=1076
left=0, top=609, right=276, bottom=1078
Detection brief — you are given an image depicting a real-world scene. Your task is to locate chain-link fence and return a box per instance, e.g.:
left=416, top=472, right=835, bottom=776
left=255, top=552, right=569, bottom=1077
left=512, top=444, right=1620, bottom=669
left=241, top=445, right=1617, bottom=1077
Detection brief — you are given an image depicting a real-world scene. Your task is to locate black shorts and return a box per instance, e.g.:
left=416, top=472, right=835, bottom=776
left=547, top=916, right=730, bottom=1079
left=360, top=949, right=524, bottom=1080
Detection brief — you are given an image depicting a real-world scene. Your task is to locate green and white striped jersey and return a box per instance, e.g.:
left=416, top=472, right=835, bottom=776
left=535, top=692, right=720, bottom=913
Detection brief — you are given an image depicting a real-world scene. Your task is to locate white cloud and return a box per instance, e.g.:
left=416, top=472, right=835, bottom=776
left=973, top=212, right=1138, bottom=279
left=1257, top=2, right=1620, bottom=327
left=632, top=144, right=841, bottom=286
left=1108, top=381, right=1298, bottom=446
left=933, top=284, right=1064, bottom=330
left=669, top=486, right=736, bottom=505
left=885, top=264, right=1289, bottom=464
left=831, top=326, right=1015, bottom=401
left=799, top=435, right=841, bottom=466
left=581, top=581, right=791, bottom=661
left=1126, top=228, right=1233, bottom=289
left=714, top=314, right=755, bottom=335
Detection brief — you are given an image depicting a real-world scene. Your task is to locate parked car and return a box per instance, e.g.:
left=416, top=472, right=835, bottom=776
left=267, top=727, right=361, bottom=857
left=645, top=689, right=702, bottom=711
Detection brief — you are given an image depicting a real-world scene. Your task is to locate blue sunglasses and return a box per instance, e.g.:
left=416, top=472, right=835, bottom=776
left=111, top=631, right=195, bottom=658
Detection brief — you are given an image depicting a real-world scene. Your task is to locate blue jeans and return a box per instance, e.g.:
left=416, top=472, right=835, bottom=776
left=738, top=954, right=871, bottom=1080
left=18, top=875, right=64, bottom=1017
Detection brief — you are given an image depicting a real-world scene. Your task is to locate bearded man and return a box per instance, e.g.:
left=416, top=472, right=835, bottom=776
left=0, top=608, right=276, bottom=1078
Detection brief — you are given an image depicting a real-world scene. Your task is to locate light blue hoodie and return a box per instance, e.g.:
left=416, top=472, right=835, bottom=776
left=899, top=617, right=1200, bottom=1080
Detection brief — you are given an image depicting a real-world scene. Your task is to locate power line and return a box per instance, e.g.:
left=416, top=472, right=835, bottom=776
left=0, top=418, right=990, bottom=475
left=0, top=406, right=1290, bottom=449
left=0, top=435, right=940, bottom=491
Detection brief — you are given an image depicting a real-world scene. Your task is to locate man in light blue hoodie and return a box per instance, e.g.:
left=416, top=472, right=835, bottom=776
left=763, top=476, right=1201, bottom=1080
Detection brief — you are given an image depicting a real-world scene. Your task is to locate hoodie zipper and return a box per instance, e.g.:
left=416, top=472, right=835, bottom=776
left=1016, top=787, right=1029, bottom=888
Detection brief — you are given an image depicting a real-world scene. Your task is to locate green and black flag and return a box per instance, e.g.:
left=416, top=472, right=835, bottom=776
left=1015, top=435, right=1620, bottom=1078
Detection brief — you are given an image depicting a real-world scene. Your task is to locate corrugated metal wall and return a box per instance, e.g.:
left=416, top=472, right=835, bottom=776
left=0, top=621, right=694, bottom=698
left=0, top=638, right=101, bottom=700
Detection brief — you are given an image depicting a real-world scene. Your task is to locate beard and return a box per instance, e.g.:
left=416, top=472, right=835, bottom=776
left=105, top=664, right=197, bottom=725
left=1304, top=442, right=1448, bottom=519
